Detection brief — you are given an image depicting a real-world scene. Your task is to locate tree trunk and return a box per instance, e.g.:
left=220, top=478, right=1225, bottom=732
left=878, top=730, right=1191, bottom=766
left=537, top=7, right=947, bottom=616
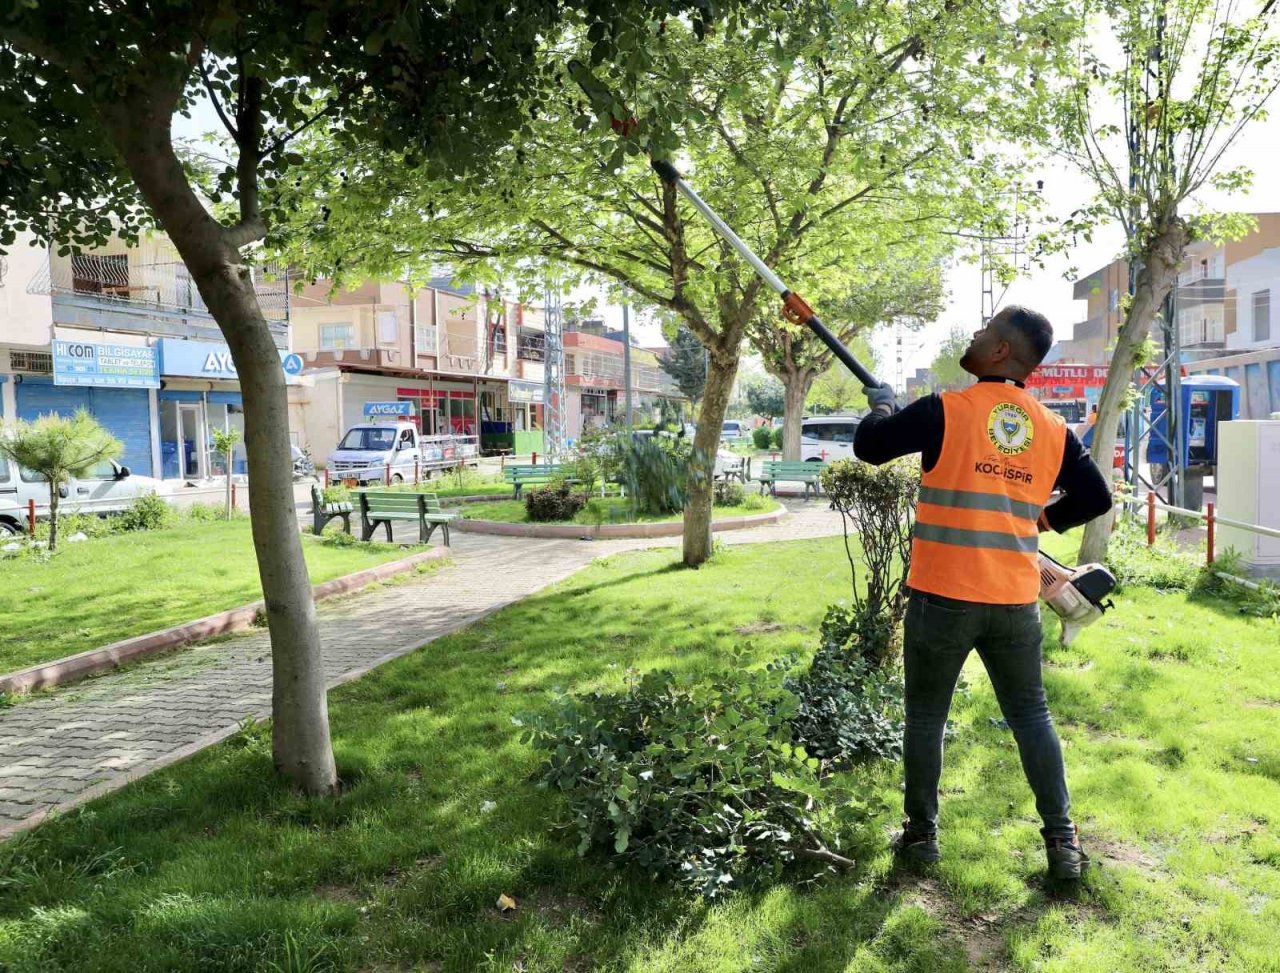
left=684, top=352, right=739, bottom=566
left=104, top=99, right=338, bottom=794
left=780, top=369, right=812, bottom=461
left=47, top=482, right=59, bottom=552
left=225, top=458, right=233, bottom=520
left=1079, top=219, right=1188, bottom=565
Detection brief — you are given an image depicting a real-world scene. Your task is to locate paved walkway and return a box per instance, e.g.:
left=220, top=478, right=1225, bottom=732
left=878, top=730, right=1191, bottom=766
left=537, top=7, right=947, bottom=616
left=0, top=499, right=843, bottom=837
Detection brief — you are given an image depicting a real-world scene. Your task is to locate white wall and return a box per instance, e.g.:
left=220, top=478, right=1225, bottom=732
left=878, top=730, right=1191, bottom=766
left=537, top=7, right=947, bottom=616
left=1227, top=247, right=1280, bottom=349
left=0, top=236, right=54, bottom=347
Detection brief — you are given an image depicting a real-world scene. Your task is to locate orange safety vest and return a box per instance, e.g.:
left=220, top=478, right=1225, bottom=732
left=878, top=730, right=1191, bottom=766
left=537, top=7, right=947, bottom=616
left=907, top=381, right=1066, bottom=604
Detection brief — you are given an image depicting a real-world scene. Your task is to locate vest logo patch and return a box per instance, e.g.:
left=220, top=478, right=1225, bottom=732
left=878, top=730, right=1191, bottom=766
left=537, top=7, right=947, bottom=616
left=987, top=403, right=1034, bottom=456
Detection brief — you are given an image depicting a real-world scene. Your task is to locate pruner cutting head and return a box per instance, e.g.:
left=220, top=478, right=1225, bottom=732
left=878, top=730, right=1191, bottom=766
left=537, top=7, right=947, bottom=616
left=567, top=59, right=642, bottom=138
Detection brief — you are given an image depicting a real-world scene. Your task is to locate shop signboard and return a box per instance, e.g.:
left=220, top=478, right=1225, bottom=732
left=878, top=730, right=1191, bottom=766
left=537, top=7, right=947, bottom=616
left=363, top=401, right=413, bottom=418
left=156, top=338, right=300, bottom=379
left=52, top=340, right=159, bottom=388
left=508, top=380, right=542, bottom=404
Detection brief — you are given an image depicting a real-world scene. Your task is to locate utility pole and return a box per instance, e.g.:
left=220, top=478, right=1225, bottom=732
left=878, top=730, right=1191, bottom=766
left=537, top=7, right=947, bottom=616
left=621, top=302, right=634, bottom=430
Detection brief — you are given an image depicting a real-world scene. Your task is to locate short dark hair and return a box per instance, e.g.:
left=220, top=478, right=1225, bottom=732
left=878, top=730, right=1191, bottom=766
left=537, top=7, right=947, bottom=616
left=994, top=305, right=1054, bottom=368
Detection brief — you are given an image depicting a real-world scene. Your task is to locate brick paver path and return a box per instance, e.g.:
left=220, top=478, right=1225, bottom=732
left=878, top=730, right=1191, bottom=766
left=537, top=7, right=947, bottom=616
left=0, top=499, right=844, bottom=837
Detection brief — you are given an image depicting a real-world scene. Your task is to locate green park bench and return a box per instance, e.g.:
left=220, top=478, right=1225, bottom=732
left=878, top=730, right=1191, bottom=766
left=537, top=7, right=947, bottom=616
left=502, top=463, right=569, bottom=499
left=758, top=460, right=825, bottom=500
left=357, top=490, right=457, bottom=545
left=310, top=484, right=352, bottom=536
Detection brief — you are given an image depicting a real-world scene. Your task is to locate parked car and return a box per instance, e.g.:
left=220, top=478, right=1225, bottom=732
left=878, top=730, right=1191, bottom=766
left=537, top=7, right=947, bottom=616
left=0, top=455, right=163, bottom=535
left=720, top=419, right=747, bottom=442
left=800, top=415, right=861, bottom=462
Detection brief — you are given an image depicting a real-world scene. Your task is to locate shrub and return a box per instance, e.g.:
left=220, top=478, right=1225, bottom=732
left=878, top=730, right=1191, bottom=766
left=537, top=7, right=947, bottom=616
left=1105, top=519, right=1199, bottom=591
left=1194, top=550, right=1280, bottom=619
left=738, top=492, right=772, bottom=512
left=771, top=426, right=784, bottom=450
left=525, top=485, right=588, bottom=522
left=38, top=511, right=113, bottom=540
left=516, top=659, right=878, bottom=897
left=713, top=479, right=745, bottom=507
left=184, top=502, right=228, bottom=522
left=784, top=642, right=905, bottom=766
left=819, top=460, right=921, bottom=665
left=112, top=492, right=173, bottom=532
left=752, top=426, right=773, bottom=450
left=619, top=435, right=692, bottom=515
left=321, top=485, right=352, bottom=506
left=562, top=454, right=601, bottom=496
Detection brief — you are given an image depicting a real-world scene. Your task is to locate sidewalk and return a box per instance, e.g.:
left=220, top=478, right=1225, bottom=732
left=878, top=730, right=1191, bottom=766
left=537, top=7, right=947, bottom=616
left=0, top=500, right=844, bottom=837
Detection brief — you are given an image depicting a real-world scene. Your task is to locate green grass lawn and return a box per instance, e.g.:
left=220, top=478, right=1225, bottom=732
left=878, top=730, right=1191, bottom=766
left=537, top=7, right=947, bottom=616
left=459, top=495, right=780, bottom=524
left=1, top=536, right=1277, bottom=972
left=0, top=521, right=420, bottom=674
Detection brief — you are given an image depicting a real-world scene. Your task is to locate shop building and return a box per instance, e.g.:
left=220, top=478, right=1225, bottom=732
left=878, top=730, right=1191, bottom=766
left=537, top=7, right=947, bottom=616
left=0, top=231, right=291, bottom=481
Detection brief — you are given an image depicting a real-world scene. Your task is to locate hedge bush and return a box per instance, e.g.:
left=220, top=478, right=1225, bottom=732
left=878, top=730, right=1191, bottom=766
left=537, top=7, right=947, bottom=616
left=524, top=485, right=588, bottom=522
left=713, top=479, right=745, bottom=507
left=751, top=425, right=773, bottom=450
left=111, top=492, right=174, bottom=532
left=771, top=426, right=784, bottom=449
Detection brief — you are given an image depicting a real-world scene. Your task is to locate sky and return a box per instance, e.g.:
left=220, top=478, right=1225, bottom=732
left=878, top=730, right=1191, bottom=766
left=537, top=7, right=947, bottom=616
left=175, top=45, right=1280, bottom=382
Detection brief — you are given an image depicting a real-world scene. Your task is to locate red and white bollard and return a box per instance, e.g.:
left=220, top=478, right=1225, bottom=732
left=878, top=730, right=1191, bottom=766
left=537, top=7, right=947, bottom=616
left=532, top=451, right=538, bottom=465
left=231, top=481, right=237, bottom=510
left=323, top=468, right=330, bottom=488
left=1146, top=490, right=1156, bottom=547
left=27, top=499, right=36, bottom=538
left=385, top=462, right=392, bottom=486
left=414, top=458, right=421, bottom=485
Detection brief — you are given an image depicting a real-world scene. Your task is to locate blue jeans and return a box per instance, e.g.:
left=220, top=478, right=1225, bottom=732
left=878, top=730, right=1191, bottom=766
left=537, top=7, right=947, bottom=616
left=902, top=588, right=1075, bottom=841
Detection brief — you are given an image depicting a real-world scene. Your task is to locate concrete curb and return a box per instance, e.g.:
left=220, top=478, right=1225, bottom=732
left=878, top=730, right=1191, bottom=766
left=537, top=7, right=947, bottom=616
left=453, top=505, right=787, bottom=539
left=0, top=546, right=451, bottom=696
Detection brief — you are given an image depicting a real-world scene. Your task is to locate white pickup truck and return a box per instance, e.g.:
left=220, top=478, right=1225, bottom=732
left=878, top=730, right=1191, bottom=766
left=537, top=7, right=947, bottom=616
left=326, top=421, right=480, bottom=485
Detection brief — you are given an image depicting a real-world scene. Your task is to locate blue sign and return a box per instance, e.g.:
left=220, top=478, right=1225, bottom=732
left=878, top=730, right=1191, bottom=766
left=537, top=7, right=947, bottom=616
left=157, top=339, right=299, bottom=379
left=364, top=401, right=413, bottom=418
left=52, top=340, right=159, bottom=389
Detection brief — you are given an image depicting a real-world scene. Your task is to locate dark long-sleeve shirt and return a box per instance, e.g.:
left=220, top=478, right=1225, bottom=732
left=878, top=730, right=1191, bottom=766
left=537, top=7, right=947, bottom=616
left=853, top=378, right=1113, bottom=533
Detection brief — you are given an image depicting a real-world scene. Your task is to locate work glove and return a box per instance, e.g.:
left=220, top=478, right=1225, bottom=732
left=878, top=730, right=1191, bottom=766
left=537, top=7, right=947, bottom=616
left=864, top=382, right=900, bottom=415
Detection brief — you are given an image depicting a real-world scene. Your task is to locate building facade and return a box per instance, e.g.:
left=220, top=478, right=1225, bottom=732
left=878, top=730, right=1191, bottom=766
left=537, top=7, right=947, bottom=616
left=0, top=232, right=294, bottom=481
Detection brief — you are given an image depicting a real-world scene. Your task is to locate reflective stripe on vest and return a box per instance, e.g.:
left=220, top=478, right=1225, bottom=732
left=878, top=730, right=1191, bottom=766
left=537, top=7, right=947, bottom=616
left=913, top=522, right=1040, bottom=554
left=917, top=485, right=1042, bottom=522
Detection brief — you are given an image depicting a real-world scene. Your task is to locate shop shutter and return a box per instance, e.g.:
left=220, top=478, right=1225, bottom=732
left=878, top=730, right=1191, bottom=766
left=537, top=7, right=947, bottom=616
left=17, top=379, right=153, bottom=476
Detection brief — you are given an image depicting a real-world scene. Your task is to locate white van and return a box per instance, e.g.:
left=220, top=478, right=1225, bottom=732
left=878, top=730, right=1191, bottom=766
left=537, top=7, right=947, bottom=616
left=720, top=419, right=747, bottom=442
left=800, top=415, right=861, bottom=462
left=0, top=455, right=163, bottom=535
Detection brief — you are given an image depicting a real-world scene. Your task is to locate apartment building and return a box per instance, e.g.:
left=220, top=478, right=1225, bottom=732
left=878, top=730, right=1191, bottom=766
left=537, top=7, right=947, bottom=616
left=563, top=321, right=686, bottom=437
left=0, top=232, right=294, bottom=481
left=287, top=278, right=551, bottom=460
left=1063, top=215, right=1280, bottom=418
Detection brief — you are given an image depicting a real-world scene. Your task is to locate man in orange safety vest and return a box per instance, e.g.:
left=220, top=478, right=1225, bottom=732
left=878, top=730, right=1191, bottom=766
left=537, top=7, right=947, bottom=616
left=854, top=306, right=1112, bottom=880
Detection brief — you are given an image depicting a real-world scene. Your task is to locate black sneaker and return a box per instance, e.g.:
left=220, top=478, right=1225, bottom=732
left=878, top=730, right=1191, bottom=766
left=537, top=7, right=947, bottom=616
left=891, top=826, right=941, bottom=866
left=1045, top=828, right=1090, bottom=880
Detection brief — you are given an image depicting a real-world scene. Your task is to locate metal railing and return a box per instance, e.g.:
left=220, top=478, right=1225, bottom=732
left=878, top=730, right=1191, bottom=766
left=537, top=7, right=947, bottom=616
left=29, top=251, right=290, bottom=321
left=1118, top=489, right=1280, bottom=574
left=517, top=331, right=546, bottom=361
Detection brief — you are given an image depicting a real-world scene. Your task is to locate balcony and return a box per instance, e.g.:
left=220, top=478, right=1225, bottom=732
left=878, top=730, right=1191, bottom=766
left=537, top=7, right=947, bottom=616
left=301, top=348, right=406, bottom=369
left=516, top=329, right=546, bottom=362
left=28, top=250, right=290, bottom=346
left=1174, top=277, right=1225, bottom=310
left=568, top=350, right=624, bottom=387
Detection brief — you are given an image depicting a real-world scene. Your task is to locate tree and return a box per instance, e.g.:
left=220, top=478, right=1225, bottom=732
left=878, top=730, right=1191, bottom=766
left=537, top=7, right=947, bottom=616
left=211, top=426, right=242, bottom=520
left=927, top=326, right=972, bottom=392
left=659, top=325, right=708, bottom=404
left=0, top=411, right=120, bottom=551
left=745, top=376, right=785, bottom=418
left=751, top=252, right=944, bottom=458
left=0, top=0, right=720, bottom=793
left=1056, top=0, right=1280, bottom=563
left=807, top=351, right=872, bottom=414
left=278, top=0, right=1072, bottom=565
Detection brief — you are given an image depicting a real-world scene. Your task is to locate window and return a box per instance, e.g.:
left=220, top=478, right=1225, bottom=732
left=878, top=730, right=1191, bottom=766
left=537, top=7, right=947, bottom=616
left=397, top=429, right=414, bottom=449
left=803, top=421, right=858, bottom=443
left=0, top=456, right=9, bottom=482
left=376, top=310, right=398, bottom=344
left=20, top=467, right=47, bottom=483
left=320, top=323, right=354, bottom=350
left=1253, top=289, right=1270, bottom=342
left=338, top=427, right=396, bottom=451
left=84, top=459, right=118, bottom=479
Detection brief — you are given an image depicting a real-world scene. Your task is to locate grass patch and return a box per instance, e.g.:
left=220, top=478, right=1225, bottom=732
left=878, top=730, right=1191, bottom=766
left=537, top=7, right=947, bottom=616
left=459, top=495, right=780, bottom=524
left=1, top=535, right=1277, bottom=971
left=0, top=520, right=420, bottom=674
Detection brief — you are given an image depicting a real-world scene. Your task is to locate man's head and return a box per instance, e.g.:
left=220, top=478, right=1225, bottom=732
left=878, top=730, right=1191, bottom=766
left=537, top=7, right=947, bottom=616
left=960, top=306, right=1054, bottom=381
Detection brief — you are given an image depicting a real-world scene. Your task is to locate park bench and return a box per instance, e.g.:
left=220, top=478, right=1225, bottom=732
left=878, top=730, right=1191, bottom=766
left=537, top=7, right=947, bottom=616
left=502, top=463, right=569, bottom=499
left=758, top=460, right=825, bottom=500
left=357, top=490, right=456, bottom=545
left=310, top=484, right=352, bottom=536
